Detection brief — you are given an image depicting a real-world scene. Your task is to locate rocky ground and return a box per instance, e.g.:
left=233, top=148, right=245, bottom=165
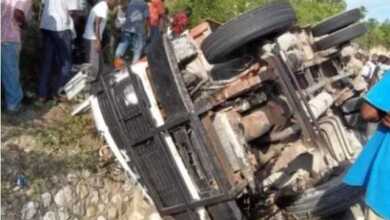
left=1, top=103, right=157, bottom=220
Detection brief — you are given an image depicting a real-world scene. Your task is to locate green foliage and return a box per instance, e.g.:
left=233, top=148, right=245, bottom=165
left=167, top=0, right=390, bottom=49
left=167, top=0, right=346, bottom=26
left=290, top=0, right=346, bottom=25
left=33, top=113, right=96, bottom=150
left=167, top=0, right=270, bottom=25
left=357, top=18, right=390, bottom=49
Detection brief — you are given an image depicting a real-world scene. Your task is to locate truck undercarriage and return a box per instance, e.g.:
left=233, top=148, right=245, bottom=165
left=77, top=3, right=371, bottom=220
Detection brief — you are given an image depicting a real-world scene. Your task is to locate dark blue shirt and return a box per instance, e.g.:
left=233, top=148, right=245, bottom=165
left=123, top=0, right=149, bottom=34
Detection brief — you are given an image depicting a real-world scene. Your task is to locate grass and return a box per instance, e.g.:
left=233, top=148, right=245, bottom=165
left=1, top=103, right=103, bottom=202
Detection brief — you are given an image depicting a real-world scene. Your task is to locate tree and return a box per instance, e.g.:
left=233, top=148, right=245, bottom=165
left=357, top=18, right=390, bottom=50
left=168, top=0, right=390, bottom=49
left=167, top=0, right=346, bottom=26
left=290, top=0, right=346, bottom=25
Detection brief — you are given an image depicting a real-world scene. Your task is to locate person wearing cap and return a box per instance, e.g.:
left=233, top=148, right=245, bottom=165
left=344, top=72, right=390, bottom=220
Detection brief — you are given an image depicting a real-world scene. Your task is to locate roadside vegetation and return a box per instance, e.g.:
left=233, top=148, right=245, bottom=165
left=168, top=0, right=390, bottom=50
left=357, top=18, right=390, bottom=50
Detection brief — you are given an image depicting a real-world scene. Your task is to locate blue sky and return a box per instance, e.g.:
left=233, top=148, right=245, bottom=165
left=346, top=0, right=390, bottom=22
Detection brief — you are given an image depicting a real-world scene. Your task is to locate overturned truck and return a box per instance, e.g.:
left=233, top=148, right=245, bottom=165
left=88, top=3, right=369, bottom=220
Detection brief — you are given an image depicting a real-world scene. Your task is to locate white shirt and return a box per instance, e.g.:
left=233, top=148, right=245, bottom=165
left=115, top=6, right=126, bottom=29
left=83, top=1, right=109, bottom=40
left=361, top=61, right=376, bottom=80
left=40, top=0, right=77, bottom=31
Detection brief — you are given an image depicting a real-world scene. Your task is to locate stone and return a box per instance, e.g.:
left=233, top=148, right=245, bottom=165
left=107, top=206, right=118, bottom=219
left=98, top=145, right=112, bottom=161
left=43, top=211, right=56, bottom=220
left=21, top=201, right=37, bottom=220
left=58, top=208, right=70, bottom=220
left=81, top=170, right=91, bottom=179
left=50, top=175, right=60, bottom=184
left=15, top=135, right=36, bottom=151
left=111, top=194, right=121, bottom=205
left=97, top=216, right=106, bottom=220
left=86, top=205, right=97, bottom=217
left=25, top=188, right=34, bottom=197
left=41, top=192, right=52, bottom=208
left=88, top=190, right=99, bottom=205
left=72, top=202, right=85, bottom=216
left=55, top=185, right=75, bottom=208
left=126, top=190, right=148, bottom=220
left=88, top=177, right=103, bottom=188
left=99, top=191, right=109, bottom=204
left=122, top=196, right=130, bottom=203
left=110, top=182, right=121, bottom=195
left=149, top=212, right=162, bottom=220
left=122, top=182, right=134, bottom=193
left=76, top=182, right=89, bottom=199
left=67, top=173, right=78, bottom=185
left=97, top=203, right=105, bottom=214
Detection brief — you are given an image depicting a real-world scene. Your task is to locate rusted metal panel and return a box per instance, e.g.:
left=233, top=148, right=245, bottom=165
left=201, top=113, right=237, bottom=186
left=241, top=110, right=272, bottom=141
left=205, top=64, right=264, bottom=106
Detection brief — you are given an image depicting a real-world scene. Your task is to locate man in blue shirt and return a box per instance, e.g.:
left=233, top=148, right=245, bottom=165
left=114, top=0, right=149, bottom=65
left=344, top=71, right=390, bottom=220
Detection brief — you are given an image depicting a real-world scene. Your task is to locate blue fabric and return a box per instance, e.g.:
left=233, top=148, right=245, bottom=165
left=115, top=31, right=144, bottom=64
left=150, top=26, right=161, bottom=43
left=38, top=29, right=73, bottom=98
left=1, top=42, right=23, bottom=111
left=122, top=0, right=149, bottom=35
left=344, top=72, right=390, bottom=219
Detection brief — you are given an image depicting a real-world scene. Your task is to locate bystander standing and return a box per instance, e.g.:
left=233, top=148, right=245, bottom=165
left=114, top=0, right=149, bottom=66
left=360, top=54, right=377, bottom=82
left=38, top=0, right=78, bottom=103
left=83, top=0, right=118, bottom=77
left=148, top=0, right=165, bottom=41
left=1, top=0, right=32, bottom=114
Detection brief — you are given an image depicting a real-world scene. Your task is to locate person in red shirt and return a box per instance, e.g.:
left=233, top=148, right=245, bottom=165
left=171, top=7, right=192, bottom=37
left=148, top=0, right=165, bottom=41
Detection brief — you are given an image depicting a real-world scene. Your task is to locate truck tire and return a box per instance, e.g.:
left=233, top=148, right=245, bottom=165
left=210, top=57, right=254, bottom=81
left=201, top=3, right=296, bottom=64
left=314, top=23, right=367, bottom=51
left=311, top=9, right=362, bottom=37
left=282, top=175, right=364, bottom=219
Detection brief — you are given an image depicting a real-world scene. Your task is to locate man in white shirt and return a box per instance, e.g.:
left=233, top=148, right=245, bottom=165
left=38, top=0, right=78, bottom=102
left=360, top=55, right=377, bottom=81
left=83, top=0, right=117, bottom=78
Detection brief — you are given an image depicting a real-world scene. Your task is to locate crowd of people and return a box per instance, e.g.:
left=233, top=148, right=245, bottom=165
left=1, top=0, right=191, bottom=114
left=359, top=53, right=390, bottom=87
